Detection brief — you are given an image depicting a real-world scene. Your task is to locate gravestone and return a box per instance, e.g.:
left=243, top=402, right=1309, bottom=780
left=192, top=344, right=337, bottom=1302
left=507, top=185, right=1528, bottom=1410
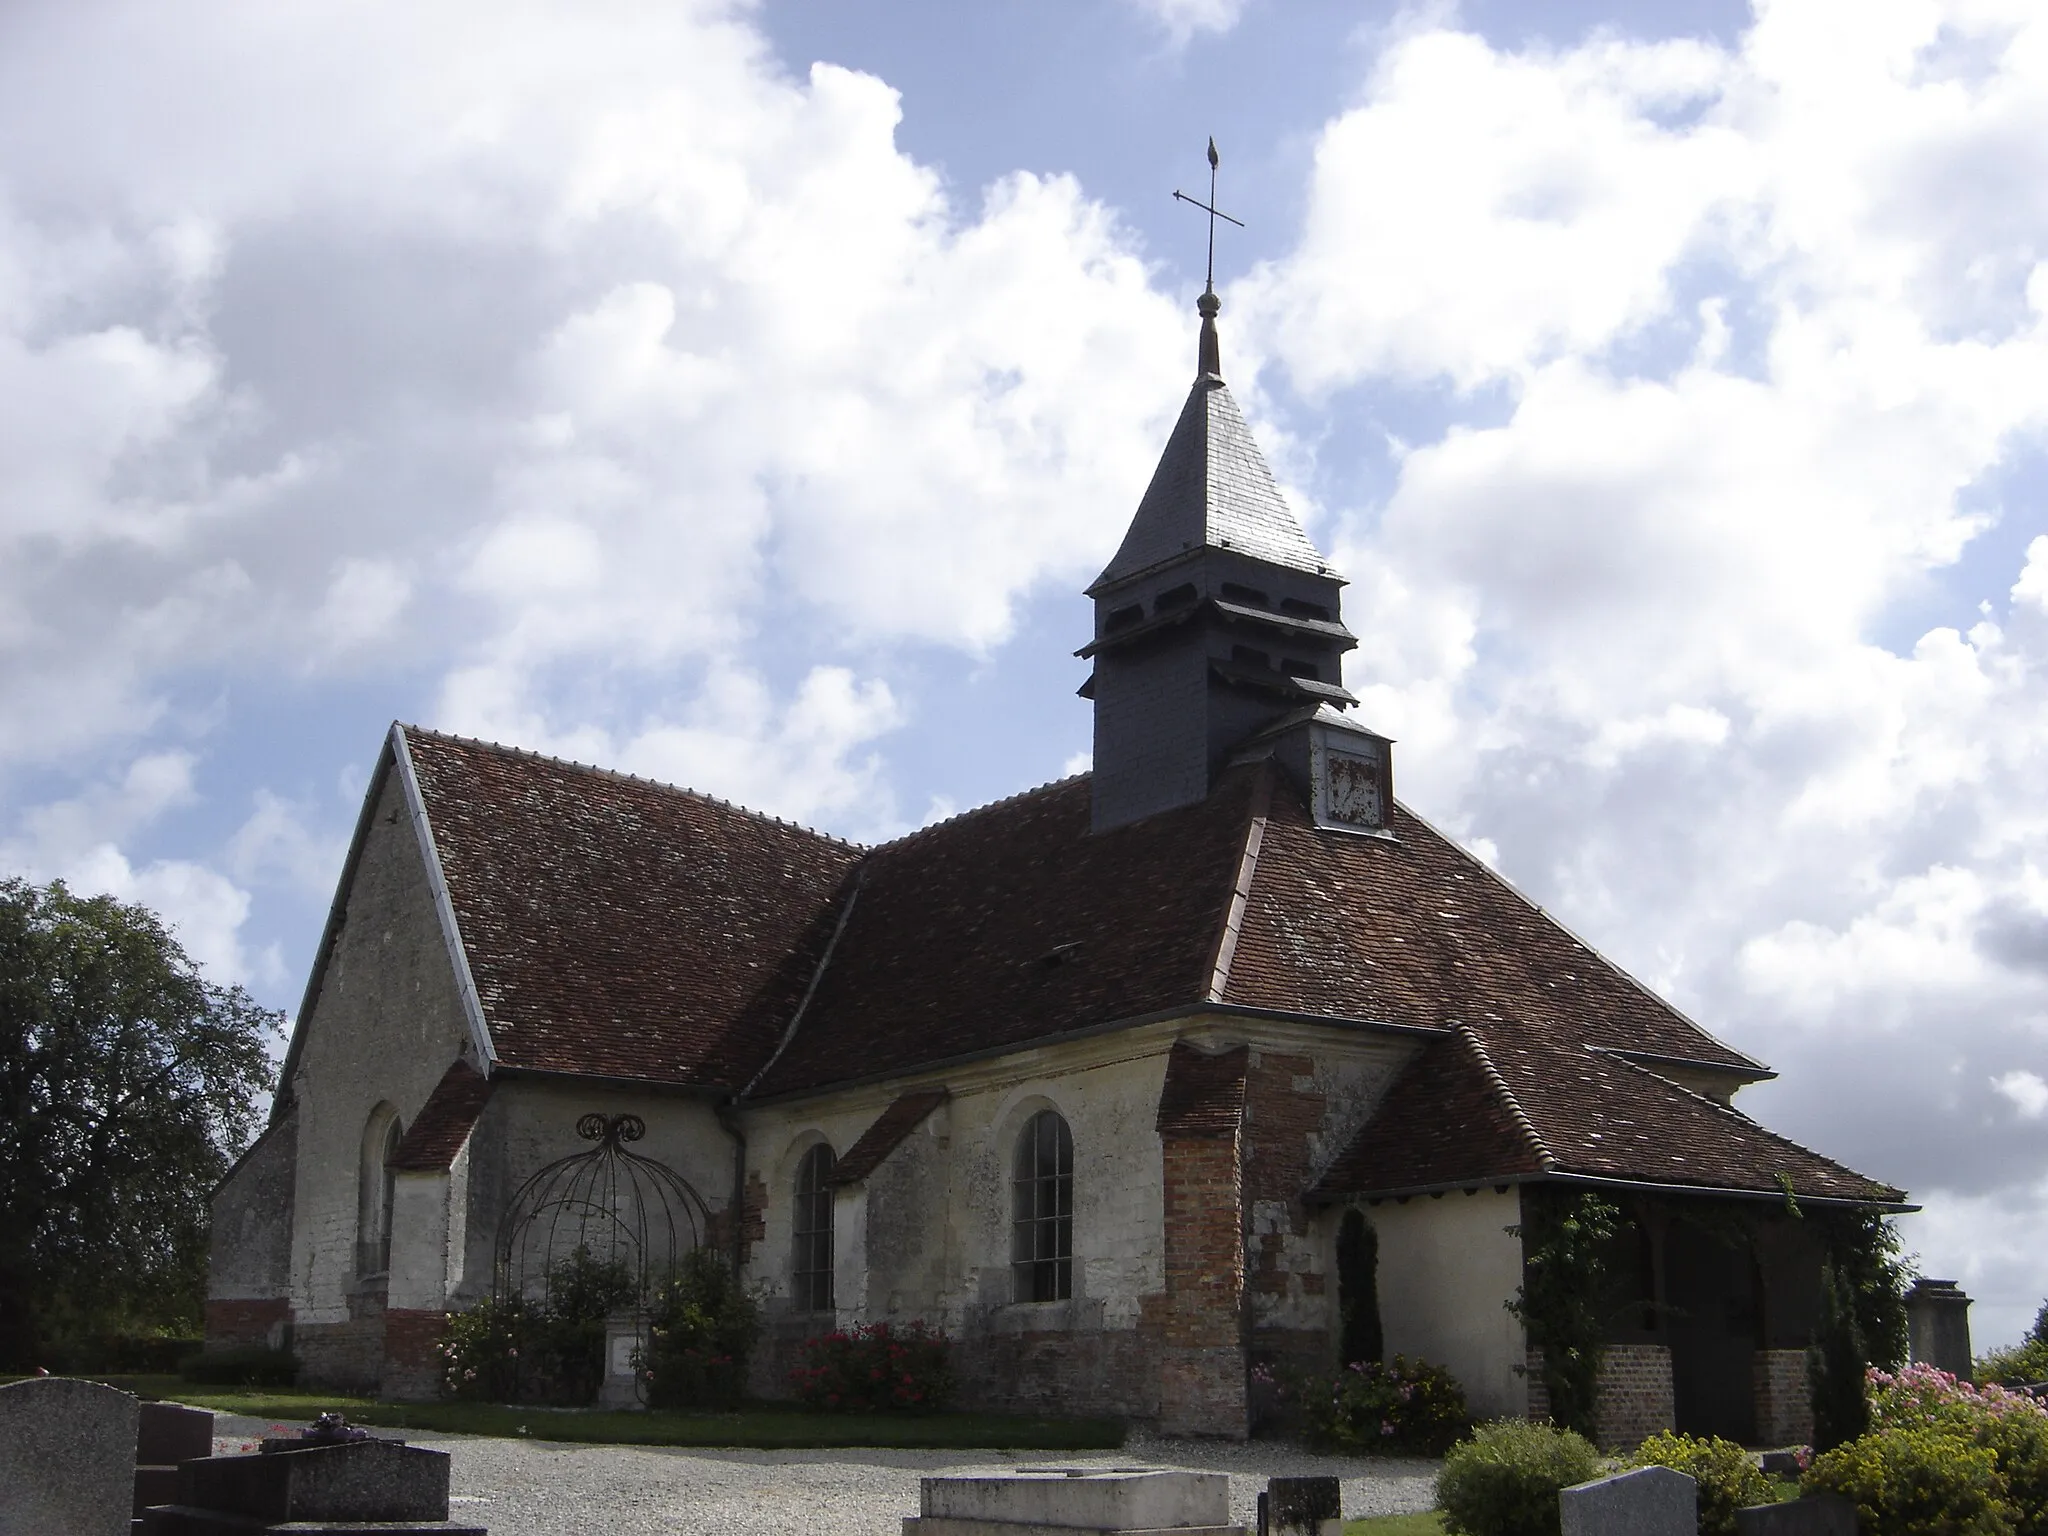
left=1906, top=1279, right=1974, bottom=1381
left=1759, top=1450, right=1804, bottom=1479
left=134, top=1402, right=216, bottom=1522
left=1560, top=1465, right=1696, bottom=1536
left=141, top=1438, right=484, bottom=1535
left=1736, top=1493, right=1859, bottom=1536
left=0, top=1376, right=141, bottom=1536
left=907, top=1468, right=1240, bottom=1535
left=1261, top=1477, right=1342, bottom=1536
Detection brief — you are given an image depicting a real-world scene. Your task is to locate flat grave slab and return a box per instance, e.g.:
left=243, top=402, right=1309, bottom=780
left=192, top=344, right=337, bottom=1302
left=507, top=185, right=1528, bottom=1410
left=906, top=1467, right=1242, bottom=1535
left=1736, top=1493, right=1860, bottom=1536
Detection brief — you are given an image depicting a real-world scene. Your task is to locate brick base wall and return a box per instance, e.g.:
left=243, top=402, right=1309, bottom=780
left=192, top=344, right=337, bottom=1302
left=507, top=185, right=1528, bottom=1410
left=1526, top=1344, right=1675, bottom=1449
left=1754, top=1347, right=1812, bottom=1447
left=204, top=1297, right=290, bottom=1352
left=382, top=1308, right=448, bottom=1401
left=1154, top=1135, right=1247, bottom=1438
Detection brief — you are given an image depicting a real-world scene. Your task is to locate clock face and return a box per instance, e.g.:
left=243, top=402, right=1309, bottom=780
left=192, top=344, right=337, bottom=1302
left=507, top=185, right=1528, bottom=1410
left=1324, top=748, right=1385, bottom=829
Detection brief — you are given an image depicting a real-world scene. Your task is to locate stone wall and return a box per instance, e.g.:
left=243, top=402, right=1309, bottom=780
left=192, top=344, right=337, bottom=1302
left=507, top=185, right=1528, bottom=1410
left=382, top=1308, right=447, bottom=1401
left=283, top=763, right=474, bottom=1380
left=1754, top=1347, right=1812, bottom=1447
left=206, top=1104, right=298, bottom=1345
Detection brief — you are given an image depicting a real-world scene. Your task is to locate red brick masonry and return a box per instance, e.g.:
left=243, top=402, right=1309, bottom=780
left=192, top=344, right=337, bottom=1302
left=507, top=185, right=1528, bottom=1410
left=205, top=1297, right=290, bottom=1350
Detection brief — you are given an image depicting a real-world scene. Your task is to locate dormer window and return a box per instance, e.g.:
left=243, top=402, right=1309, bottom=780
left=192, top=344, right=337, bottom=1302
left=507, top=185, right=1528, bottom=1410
left=1220, top=581, right=1268, bottom=606
left=1312, top=725, right=1395, bottom=835
left=1106, top=604, right=1143, bottom=632
left=1155, top=583, right=1198, bottom=613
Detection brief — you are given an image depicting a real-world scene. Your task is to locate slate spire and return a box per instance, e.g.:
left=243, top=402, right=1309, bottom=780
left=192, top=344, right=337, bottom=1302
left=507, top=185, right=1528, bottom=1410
left=1081, top=289, right=1362, bottom=834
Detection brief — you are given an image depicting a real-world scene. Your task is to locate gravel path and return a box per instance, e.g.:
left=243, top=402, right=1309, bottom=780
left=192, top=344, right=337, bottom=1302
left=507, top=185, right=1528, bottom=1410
left=210, top=1415, right=1439, bottom=1535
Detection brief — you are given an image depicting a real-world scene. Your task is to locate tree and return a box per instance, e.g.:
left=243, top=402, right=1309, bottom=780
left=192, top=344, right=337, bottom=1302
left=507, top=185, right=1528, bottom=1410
left=0, top=877, right=277, bottom=1366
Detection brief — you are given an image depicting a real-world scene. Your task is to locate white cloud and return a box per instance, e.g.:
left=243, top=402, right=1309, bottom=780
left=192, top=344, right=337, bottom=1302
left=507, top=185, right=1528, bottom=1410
left=1253, top=0, right=2048, bottom=1336
left=1994, top=1069, right=2048, bottom=1119
left=1123, top=0, right=1253, bottom=46
left=0, top=1, right=1187, bottom=797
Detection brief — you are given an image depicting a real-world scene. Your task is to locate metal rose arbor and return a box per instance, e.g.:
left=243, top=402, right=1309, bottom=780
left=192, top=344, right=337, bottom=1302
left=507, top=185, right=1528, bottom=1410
left=490, top=1113, right=713, bottom=1407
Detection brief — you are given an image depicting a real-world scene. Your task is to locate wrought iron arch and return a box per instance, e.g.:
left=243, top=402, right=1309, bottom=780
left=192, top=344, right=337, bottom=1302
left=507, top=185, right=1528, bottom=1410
left=494, top=1113, right=714, bottom=1306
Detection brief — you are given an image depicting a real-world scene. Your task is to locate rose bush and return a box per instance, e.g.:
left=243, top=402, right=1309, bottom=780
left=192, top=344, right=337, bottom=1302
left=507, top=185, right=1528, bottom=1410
left=789, top=1320, right=952, bottom=1413
left=1285, top=1355, right=1471, bottom=1455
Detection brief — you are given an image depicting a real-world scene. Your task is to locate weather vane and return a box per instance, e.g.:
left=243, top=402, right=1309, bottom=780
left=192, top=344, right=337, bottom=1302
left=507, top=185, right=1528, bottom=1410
left=1173, top=137, right=1244, bottom=293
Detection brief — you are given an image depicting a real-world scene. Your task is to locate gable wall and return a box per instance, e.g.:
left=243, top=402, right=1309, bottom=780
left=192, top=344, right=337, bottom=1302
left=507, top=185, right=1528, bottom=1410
left=205, top=1107, right=298, bottom=1351
left=284, top=768, right=474, bottom=1389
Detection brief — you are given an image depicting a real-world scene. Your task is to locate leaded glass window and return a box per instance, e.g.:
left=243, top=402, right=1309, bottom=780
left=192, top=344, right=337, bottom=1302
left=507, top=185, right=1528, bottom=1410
left=1011, top=1110, right=1073, bottom=1302
left=791, top=1143, right=836, bottom=1311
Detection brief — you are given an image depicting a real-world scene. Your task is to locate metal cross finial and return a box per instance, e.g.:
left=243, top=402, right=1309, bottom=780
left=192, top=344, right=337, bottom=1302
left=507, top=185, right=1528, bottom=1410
left=1173, top=136, right=1244, bottom=294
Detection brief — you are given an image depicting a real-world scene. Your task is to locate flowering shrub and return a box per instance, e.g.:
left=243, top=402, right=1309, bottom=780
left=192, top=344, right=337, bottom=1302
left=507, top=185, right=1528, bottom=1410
left=638, top=1248, right=759, bottom=1411
left=1864, top=1365, right=2048, bottom=1536
left=789, top=1321, right=953, bottom=1413
left=1630, top=1431, right=1772, bottom=1536
left=440, top=1293, right=539, bottom=1403
left=1439, top=1418, right=1602, bottom=1536
left=1803, top=1426, right=2011, bottom=1536
left=1979, top=1303, right=2048, bottom=1389
left=1286, top=1355, right=1471, bottom=1455
left=439, top=1247, right=638, bottom=1405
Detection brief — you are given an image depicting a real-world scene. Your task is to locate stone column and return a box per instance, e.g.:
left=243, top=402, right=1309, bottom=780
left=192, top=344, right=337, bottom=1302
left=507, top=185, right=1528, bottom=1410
left=1906, top=1279, right=1974, bottom=1381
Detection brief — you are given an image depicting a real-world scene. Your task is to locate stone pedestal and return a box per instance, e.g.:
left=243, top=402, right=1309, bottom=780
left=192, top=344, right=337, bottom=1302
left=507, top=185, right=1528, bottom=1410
left=1907, top=1279, right=1974, bottom=1381
left=598, top=1313, right=647, bottom=1410
left=905, top=1468, right=1242, bottom=1536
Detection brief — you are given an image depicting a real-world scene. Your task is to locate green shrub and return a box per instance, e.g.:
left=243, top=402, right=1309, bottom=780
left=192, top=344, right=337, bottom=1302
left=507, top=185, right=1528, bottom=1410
left=1439, top=1419, right=1603, bottom=1536
left=1811, top=1261, right=1873, bottom=1453
left=1803, top=1426, right=2013, bottom=1536
left=1507, top=1190, right=1622, bottom=1440
left=440, top=1246, right=641, bottom=1405
left=179, top=1345, right=298, bottom=1386
left=1631, top=1431, right=1773, bottom=1536
left=789, top=1321, right=953, bottom=1413
left=1982, top=1411, right=2048, bottom=1536
left=639, top=1248, right=759, bottom=1411
left=1292, top=1355, right=1472, bottom=1456
left=1979, top=1303, right=2048, bottom=1389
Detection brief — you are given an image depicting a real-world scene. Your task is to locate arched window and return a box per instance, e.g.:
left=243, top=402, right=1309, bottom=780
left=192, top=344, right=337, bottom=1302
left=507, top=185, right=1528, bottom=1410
left=357, top=1106, right=402, bottom=1277
left=791, top=1143, right=836, bottom=1312
left=1011, top=1109, right=1073, bottom=1302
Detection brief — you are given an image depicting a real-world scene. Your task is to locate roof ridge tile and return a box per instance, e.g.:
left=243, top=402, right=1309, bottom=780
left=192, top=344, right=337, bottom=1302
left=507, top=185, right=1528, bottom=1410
left=1458, top=1025, right=1556, bottom=1172
left=399, top=723, right=866, bottom=850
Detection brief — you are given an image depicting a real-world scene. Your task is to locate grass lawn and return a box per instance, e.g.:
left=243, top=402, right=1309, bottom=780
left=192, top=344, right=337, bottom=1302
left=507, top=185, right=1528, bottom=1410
left=4, top=1375, right=1124, bottom=1451
left=1344, top=1512, right=1444, bottom=1536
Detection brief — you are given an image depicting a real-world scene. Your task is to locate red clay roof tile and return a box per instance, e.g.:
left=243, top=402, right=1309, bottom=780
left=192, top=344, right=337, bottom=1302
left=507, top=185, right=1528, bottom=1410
left=829, top=1090, right=949, bottom=1185
left=389, top=1059, right=493, bottom=1172
left=1155, top=1041, right=1248, bottom=1139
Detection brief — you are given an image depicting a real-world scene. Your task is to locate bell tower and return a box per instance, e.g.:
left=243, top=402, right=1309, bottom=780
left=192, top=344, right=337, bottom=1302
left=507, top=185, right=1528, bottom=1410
left=1080, top=283, right=1380, bottom=832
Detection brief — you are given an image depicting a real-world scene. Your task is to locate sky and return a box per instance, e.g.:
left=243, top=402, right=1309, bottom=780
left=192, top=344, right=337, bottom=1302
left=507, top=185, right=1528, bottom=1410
left=2, top=0, right=2045, bottom=1348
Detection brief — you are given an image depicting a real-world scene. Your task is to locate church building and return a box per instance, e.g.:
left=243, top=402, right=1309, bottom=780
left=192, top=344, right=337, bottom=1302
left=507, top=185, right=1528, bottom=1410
left=207, top=284, right=1903, bottom=1445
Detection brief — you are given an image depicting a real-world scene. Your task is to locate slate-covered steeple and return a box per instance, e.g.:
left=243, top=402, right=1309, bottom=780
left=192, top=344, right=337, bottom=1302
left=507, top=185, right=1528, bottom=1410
left=1081, top=292, right=1380, bottom=834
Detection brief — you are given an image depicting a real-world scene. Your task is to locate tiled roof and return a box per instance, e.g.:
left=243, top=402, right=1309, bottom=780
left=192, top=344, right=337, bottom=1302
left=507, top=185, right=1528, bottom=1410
left=1223, top=785, right=1765, bottom=1072
left=388, top=1059, right=493, bottom=1172
left=1090, top=377, right=1330, bottom=592
left=1155, top=1042, right=1248, bottom=1139
left=752, top=772, right=1259, bottom=1097
left=1313, top=1026, right=1901, bottom=1204
left=388, top=727, right=1894, bottom=1206
left=402, top=729, right=862, bottom=1091
left=830, top=1090, right=949, bottom=1186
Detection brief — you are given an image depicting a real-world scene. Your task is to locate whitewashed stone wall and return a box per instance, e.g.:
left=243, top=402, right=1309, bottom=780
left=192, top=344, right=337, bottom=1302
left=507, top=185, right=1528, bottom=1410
left=1367, top=1186, right=1528, bottom=1419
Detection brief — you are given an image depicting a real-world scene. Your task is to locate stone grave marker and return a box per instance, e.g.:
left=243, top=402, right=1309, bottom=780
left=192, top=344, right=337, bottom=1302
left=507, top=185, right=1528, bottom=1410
left=907, top=1467, right=1240, bottom=1535
left=1560, top=1464, right=1696, bottom=1536
left=1260, top=1476, right=1342, bottom=1536
left=0, top=1376, right=142, bottom=1536
left=1736, top=1493, right=1859, bottom=1536
left=142, top=1436, right=484, bottom=1535
left=134, top=1402, right=216, bottom=1523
